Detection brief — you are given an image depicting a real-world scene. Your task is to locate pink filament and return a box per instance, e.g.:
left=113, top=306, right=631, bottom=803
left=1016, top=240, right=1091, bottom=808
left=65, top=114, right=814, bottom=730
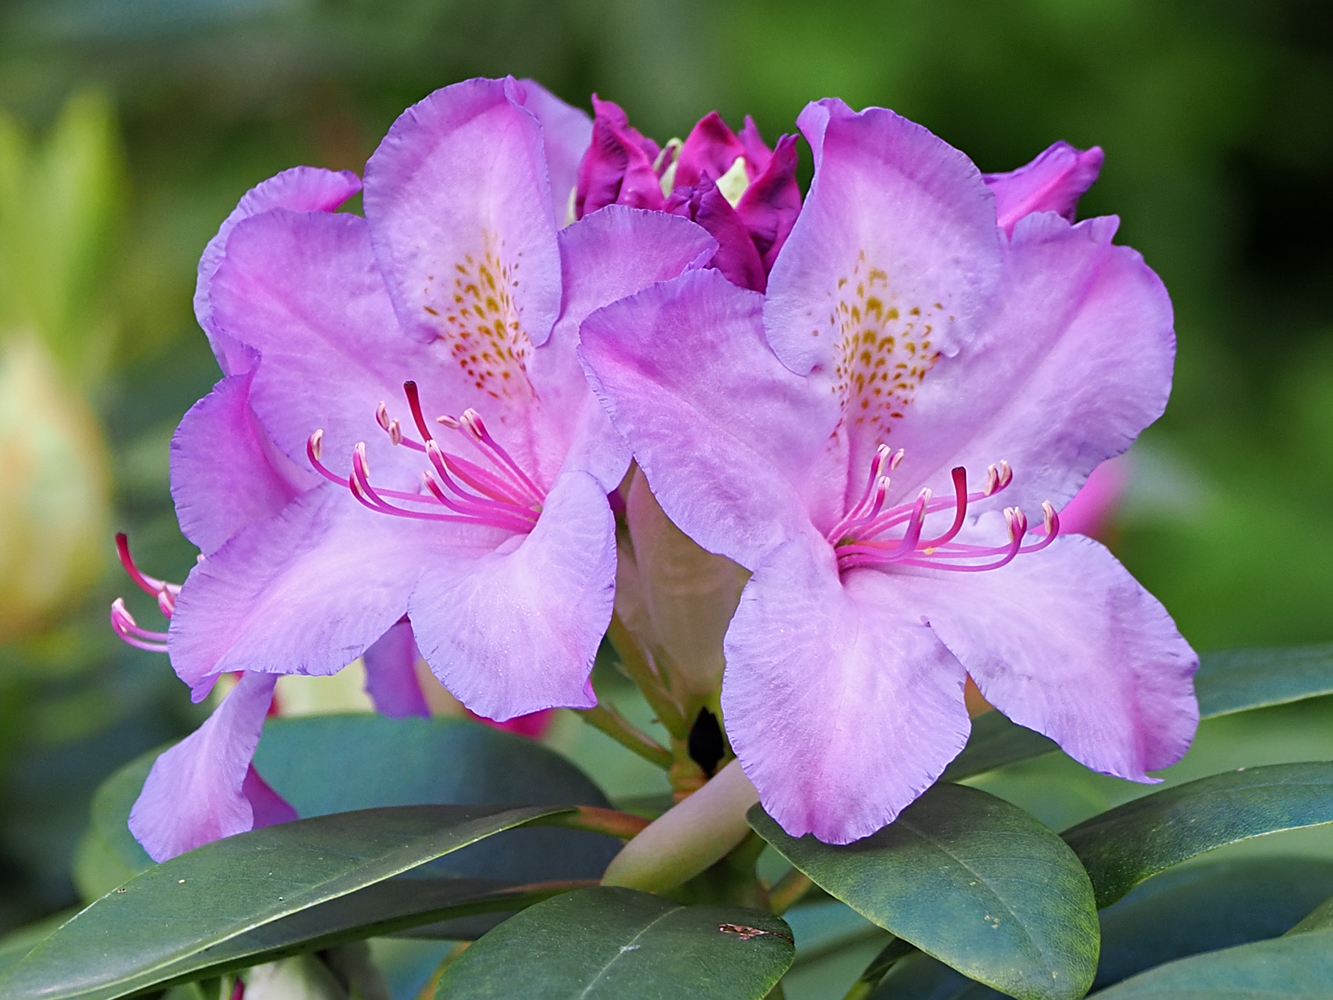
left=830, top=452, right=1058, bottom=574
left=311, top=382, right=547, bottom=536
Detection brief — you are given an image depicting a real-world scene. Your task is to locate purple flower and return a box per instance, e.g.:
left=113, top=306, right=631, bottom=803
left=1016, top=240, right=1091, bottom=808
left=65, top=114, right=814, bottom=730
left=127, top=77, right=717, bottom=861
left=580, top=99, right=1198, bottom=844
left=574, top=98, right=801, bottom=292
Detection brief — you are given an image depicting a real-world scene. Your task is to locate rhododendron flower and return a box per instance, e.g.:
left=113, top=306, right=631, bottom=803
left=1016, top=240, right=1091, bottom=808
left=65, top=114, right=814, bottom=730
left=574, top=98, right=800, bottom=292
left=581, top=99, right=1199, bottom=843
left=125, top=77, right=717, bottom=861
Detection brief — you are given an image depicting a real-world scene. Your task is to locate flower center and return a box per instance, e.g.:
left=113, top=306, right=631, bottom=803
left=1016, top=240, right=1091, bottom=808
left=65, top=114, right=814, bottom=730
left=307, top=381, right=545, bottom=534
left=827, top=445, right=1058, bottom=574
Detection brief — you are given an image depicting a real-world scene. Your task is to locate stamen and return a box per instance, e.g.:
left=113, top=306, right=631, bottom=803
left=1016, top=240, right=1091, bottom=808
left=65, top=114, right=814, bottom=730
left=920, top=467, right=969, bottom=547
left=115, top=533, right=179, bottom=600
left=110, top=598, right=170, bottom=652
left=376, top=402, right=391, bottom=432
left=457, top=408, right=545, bottom=503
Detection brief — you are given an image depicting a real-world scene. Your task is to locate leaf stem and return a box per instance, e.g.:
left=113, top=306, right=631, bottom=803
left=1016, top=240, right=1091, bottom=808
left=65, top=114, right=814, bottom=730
left=573, top=703, right=673, bottom=769
left=767, top=868, right=815, bottom=915
left=545, top=805, right=652, bottom=840
left=839, top=937, right=916, bottom=1000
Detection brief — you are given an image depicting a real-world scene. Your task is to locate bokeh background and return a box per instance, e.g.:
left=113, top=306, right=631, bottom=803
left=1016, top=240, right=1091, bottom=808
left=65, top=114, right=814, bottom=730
left=1, top=0, right=1330, bottom=935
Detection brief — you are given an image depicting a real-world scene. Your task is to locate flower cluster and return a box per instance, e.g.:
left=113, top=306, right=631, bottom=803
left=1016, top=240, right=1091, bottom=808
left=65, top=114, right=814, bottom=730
left=115, top=77, right=1197, bottom=861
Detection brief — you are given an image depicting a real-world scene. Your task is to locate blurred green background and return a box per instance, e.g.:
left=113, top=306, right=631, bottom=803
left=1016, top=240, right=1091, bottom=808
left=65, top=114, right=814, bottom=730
left=0, top=0, right=1330, bottom=935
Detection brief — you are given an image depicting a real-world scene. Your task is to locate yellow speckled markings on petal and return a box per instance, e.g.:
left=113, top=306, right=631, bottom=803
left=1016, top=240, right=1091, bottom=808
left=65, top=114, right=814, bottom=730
left=423, top=232, right=533, bottom=401
left=825, top=251, right=948, bottom=433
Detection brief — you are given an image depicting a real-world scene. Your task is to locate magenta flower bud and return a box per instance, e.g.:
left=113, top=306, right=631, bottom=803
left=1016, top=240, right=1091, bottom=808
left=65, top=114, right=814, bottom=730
left=984, top=140, right=1105, bottom=236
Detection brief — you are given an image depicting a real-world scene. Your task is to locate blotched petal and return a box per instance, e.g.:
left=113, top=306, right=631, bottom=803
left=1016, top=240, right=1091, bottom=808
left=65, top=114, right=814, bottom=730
left=880, top=213, right=1174, bottom=516
left=903, top=533, right=1198, bottom=781
left=513, top=79, right=592, bottom=219
left=362, top=619, right=429, bottom=719
left=364, top=76, right=563, bottom=352
left=984, top=141, right=1103, bottom=235
left=764, top=100, right=1003, bottom=480
left=722, top=534, right=970, bottom=843
left=208, top=208, right=464, bottom=490
left=529, top=205, right=715, bottom=489
left=579, top=268, right=840, bottom=570
left=129, top=671, right=295, bottom=862
left=408, top=470, right=614, bottom=719
left=195, top=166, right=361, bottom=374
left=170, top=354, right=314, bottom=556
left=168, top=485, right=489, bottom=699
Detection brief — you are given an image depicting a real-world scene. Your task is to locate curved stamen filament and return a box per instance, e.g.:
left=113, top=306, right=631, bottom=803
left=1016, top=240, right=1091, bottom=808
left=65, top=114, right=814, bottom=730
left=830, top=447, right=1058, bottom=575
left=110, top=598, right=170, bottom=653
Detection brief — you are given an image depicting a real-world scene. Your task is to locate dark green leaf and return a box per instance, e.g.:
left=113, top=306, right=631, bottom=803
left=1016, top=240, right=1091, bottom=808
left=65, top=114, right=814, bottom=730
left=74, top=714, right=620, bottom=903
left=1289, top=893, right=1333, bottom=935
left=433, top=886, right=793, bottom=1000
left=1095, top=857, right=1333, bottom=988
left=0, top=804, right=573, bottom=1000
left=939, top=712, right=1058, bottom=783
left=1195, top=642, right=1333, bottom=718
left=1062, top=761, right=1333, bottom=907
left=871, top=951, right=1002, bottom=1000
left=749, top=784, right=1099, bottom=1000
left=943, top=644, right=1333, bottom=782
left=0, top=912, right=75, bottom=978
left=1087, top=930, right=1333, bottom=998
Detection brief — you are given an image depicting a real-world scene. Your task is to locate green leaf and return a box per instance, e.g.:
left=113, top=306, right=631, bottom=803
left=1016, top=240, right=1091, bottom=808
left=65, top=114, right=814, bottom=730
left=0, top=804, right=574, bottom=1000
left=1289, top=893, right=1333, bottom=935
left=0, top=912, right=76, bottom=978
left=1195, top=642, right=1333, bottom=718
left=939, top=711, right=1058, bottom=783
left=944, top=643, right=1333, bottom=782
left=73, top=714, right=620, bottom=902
left=1094, top=857, right=1333, bottom=989
left=254, top=715, right=620, bottom=884
left=871, top=951, right=1001, bottom=999
left=1087, top=930, right=1333, bottom=998
left=433, top=886, right=794, bottom=1000
left=1062, top=761, right=1333, bottom=908
left=748, top=783, right=1099, bottom=1000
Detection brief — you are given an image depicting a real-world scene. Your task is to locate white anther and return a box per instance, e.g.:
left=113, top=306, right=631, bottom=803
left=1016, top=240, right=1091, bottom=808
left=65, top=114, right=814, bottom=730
left=388, top=419, right=403, bottom=446
left=354, top=441, right=369, bottom=474
left=890, top=448, right=906, bottom=471
left=985, top=464, right=999, bottom=496
left=1041, top=501, right=1057, bottom=534
left=309, top=429, right=324, bottom=460
left=110, top=597, right=136, bottom=628
left=436, top=414, right=461, bottom=429
left=1004, top=506, right=1027, bottom=540
left=998, top=460, right=1012, bottom=488
left=375, top=402, right=391, bottom=431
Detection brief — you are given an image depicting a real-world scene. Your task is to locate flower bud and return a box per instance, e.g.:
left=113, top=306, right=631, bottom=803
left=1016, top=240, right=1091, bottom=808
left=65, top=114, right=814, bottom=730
left=0, top=335, right=110, bottom=641
left=601, top=758, right=759, bottom=893
left=624, top=469, right=749, bottom=699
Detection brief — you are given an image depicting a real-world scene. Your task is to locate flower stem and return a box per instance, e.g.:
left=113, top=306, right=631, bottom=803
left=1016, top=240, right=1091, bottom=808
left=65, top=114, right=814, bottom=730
left=545, top=805, right=652, bottom=840
left=767, top=869, right=815, bottom=915
left=574, top=702, right=673, bottom=769
left=607, top=613, right=690, bottom=737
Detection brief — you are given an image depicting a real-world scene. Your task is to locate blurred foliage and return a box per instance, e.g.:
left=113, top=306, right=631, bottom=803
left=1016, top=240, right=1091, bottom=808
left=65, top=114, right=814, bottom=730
left=0, top=0, right=1329, bottom=936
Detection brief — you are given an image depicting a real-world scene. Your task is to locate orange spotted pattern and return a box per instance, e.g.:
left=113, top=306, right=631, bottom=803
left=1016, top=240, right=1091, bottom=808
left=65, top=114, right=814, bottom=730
left=423, top=234, right=532, bottom=401
left=824, top=251, right=946, bottom=433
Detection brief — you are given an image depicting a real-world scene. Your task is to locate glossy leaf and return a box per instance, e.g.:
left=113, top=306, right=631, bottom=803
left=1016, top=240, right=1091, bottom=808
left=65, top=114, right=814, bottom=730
left=749, top=783, right=1099, bottom=1000
left=943, top=643, right=1333, bottom=781
left=1062, top=761, right=1333, bottom=907
left=1289, top=893, right=1333, bottom=934
left=871, top=951, right=1001, bottom=1000
left=1094, top=857, right=1333, bottom=989
left=0, top=804, right=573, bottom=1000
left=1087, top=930, right=1333, bottom=998
left=433, top=886, right=794, bottom=1000
left=74, top=714, right=619, bottom=902
left=939, top=711, right=1057, bottom=783
left=1195, top=642, right=1333, bottom=718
